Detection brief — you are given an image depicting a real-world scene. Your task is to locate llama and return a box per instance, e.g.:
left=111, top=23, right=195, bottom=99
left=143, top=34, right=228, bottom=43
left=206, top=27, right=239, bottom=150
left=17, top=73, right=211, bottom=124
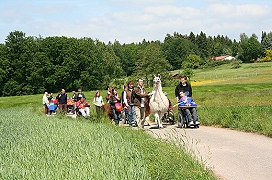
left=149, top=74, right=169, bottom=128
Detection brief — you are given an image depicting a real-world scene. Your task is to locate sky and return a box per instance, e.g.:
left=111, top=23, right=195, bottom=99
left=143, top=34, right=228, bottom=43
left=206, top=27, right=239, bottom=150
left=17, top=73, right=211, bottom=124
left=1, top=0, right=272, bottom=44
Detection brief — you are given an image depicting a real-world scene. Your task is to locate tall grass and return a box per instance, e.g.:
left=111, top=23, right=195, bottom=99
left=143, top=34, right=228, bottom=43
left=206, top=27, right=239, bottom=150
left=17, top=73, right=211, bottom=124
left=0, top=108, right=149, bottom=179
left=0, top=108, right=216, bottom=179
left=192, top=84, right=272, bottom=137
left=199, top=105, right=272, bottom=137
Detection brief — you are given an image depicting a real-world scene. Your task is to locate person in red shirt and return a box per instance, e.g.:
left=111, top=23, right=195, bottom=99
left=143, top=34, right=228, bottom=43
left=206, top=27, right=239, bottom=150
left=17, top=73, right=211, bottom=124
left=76, top=97, right=90, bottom=118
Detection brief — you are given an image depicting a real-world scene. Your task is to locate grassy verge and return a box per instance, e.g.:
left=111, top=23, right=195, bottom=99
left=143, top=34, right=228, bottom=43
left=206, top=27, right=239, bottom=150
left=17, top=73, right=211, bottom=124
left=198, top=105, right=272, bottom=137
left=0, top=108, right=216, bottom=179
left=192, top=84, right=272, bottom=137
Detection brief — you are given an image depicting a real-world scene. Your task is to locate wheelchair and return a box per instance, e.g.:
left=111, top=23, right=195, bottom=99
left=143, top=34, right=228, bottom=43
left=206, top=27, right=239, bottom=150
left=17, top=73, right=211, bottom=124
left=177, top=107, right=199, bottom=128
left=162, top=109, right=175, bottom=125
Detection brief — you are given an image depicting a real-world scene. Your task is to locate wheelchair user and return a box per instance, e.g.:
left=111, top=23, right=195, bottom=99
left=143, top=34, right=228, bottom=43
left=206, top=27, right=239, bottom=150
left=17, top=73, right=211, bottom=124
left=76, top=97, right=90, bottom=118
left=178, top=90, right=200, bottom=126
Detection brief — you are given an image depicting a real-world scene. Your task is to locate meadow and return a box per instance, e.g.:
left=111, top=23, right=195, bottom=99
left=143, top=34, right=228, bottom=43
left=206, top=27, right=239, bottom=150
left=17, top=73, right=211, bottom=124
left=1, top=62, right=272, bottom=179
left=193, top=63, right=272, bottom=137
left=171, top=62, right=272, bottom=137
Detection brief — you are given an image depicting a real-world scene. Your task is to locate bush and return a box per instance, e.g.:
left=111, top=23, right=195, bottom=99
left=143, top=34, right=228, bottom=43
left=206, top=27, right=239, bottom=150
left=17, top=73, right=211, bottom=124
left=2, top=79, right=22, bottom=96
left=231, top=59, right=243, bottom=69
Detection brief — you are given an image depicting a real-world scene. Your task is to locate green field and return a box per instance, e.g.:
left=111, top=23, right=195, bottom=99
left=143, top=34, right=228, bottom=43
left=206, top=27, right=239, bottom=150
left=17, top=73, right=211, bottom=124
left=192, top=62, right=272, bottom=85
left=1, top=62, right=272, bottom=179
left=184, top=62, right=272, bottom=137
left=0, top=108, right=215, bottom=179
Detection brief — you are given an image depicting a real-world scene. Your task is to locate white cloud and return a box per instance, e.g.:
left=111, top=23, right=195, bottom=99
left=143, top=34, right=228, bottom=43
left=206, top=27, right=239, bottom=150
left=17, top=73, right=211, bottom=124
left=207, top=3, right=270, bottom=18
left=1, top=0, right=272, bottom=43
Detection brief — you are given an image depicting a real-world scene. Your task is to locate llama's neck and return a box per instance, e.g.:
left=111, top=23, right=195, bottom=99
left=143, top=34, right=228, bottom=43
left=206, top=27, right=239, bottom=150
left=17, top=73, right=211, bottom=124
left=153, top=83, right=162, bottom=100
left=154, top=83, right=162, bottom=92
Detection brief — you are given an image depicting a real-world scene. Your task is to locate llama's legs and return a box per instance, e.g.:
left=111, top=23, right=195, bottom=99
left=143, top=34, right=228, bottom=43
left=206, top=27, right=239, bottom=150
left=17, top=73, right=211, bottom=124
left=158, top=113, right=164, bottom=128
left=154, top=113, right=159, bottom=128
left=155, top=113, right=163, bottom=128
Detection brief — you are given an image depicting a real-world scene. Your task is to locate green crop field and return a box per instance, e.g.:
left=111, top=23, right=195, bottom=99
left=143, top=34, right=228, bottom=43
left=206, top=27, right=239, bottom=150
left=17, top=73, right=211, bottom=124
left=0, top=108, right=215, bottom=179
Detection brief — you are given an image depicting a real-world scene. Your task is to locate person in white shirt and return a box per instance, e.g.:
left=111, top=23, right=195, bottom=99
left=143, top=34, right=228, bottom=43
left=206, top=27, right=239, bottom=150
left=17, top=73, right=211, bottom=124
left=93, top=90, right=104, bottom=117
left=42, top=92, right=49, bottom=114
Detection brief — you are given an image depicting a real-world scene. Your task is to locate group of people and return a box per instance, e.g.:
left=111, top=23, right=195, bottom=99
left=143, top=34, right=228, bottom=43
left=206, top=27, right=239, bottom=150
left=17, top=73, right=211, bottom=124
left=107, top=78, right=152, bottom=127
left=42, top=75, right=199, bottom=127
left=107, top=75, right=199, bottom=128
left=42, top=88, right=104, bottom=118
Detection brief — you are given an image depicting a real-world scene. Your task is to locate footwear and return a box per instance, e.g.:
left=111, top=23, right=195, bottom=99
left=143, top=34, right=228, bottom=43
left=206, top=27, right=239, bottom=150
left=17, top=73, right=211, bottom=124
left=189, top=121, right=194, bottom=126
left=177, top=122, right=181, bottom=128
left=195, top=121, right=200, bottom=125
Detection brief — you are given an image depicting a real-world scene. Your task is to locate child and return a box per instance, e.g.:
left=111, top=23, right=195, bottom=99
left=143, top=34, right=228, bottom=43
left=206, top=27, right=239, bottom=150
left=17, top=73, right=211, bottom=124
left=49, top=97, right=58, bottom=115
left=178, top=90, right=200, bottom=126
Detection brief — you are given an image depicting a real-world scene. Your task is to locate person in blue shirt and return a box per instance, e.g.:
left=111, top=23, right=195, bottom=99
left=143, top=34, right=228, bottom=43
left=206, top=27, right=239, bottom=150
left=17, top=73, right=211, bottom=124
left=178, top=90, right=200, bottom=126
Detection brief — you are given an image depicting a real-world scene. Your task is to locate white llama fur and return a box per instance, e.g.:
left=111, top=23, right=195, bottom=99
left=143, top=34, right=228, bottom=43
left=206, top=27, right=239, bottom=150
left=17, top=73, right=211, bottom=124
left=149, top=74, right=169, bottom=128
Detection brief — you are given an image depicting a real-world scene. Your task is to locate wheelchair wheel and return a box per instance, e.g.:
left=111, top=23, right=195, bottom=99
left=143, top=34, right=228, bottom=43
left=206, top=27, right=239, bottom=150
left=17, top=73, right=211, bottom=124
left=120, top=110, right=127, bottom=124
left=168, top=111, right=175, bottom=125
left=161, top=113, right=166, bottom=122
left=177, top=112, right=184, bottom=128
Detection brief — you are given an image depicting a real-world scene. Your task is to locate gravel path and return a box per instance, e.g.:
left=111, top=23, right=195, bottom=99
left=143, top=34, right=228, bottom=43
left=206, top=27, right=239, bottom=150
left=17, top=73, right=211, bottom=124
left=145, top=123, right=272, bottom=180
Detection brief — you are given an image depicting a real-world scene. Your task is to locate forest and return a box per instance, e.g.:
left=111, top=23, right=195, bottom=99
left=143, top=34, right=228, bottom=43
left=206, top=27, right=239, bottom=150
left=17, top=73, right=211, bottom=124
left=0, top=30, right=272, bottom=96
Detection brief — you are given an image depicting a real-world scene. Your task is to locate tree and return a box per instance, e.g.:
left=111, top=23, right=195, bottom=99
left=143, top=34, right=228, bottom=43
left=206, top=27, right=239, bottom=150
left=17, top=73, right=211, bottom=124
left=0, top=44, right=9, bottom=96
left=122, top=43, right=141, bottom=76
left=195, top=31, right=208, bottom=59
left=136, top=42, right=172, bottom=86
left=162, top=35, right=198, bottom=70
left=112, top=41, right=141, bottom=77
left=188, top=32, right=196, bottom=44
left=231, top=40, right=241, bottom=57
left=238, top=33, right=263, bottom=62
left=261, top=31, right=272, bottom=51
left=182, top=54, right=201, bottom=69
left=5, top=31, right=27, bottom=82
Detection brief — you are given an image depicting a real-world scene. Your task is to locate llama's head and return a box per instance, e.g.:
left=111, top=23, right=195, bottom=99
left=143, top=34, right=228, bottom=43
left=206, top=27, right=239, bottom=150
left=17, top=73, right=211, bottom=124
left=153, top=74, right=161, bottom=85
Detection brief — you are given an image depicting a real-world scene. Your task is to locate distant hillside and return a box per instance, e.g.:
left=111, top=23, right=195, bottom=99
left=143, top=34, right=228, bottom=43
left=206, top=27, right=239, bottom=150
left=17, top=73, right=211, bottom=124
left=185, top=62, right=272, bottom=85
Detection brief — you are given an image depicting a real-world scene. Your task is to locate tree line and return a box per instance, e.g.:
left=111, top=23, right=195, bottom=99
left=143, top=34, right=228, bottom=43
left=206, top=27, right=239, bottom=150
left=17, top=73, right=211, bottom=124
left=0, top=30, right=271, bottom=97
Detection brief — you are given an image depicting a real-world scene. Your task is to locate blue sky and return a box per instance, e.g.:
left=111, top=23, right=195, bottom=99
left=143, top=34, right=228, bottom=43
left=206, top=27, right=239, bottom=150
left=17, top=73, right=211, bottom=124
left=1, top=0, right=272, bottom=44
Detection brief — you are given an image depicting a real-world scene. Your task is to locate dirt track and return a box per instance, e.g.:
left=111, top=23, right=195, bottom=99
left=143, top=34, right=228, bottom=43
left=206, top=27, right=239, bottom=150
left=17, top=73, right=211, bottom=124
left=145, top=123, right=272, bottom=180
